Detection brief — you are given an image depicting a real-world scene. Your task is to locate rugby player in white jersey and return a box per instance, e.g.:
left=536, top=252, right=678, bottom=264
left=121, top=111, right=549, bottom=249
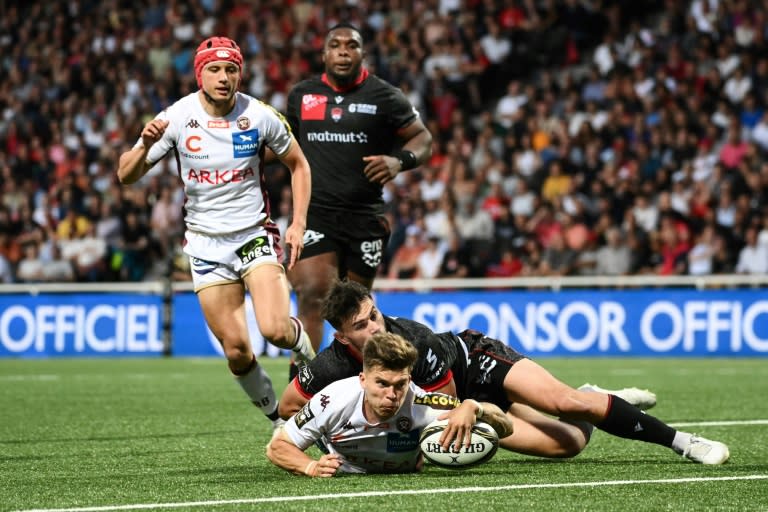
left=117, top=36, right=315, bottom=431
left=266, top=332, right=512, bottom=476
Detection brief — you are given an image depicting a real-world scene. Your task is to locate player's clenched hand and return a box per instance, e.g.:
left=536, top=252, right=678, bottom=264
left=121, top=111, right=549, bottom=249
left=437, top=403, right=477, bottom=451
left=362, top=155, right=400, bottom=185
left=309, top=453, right=343, bottom=477
left=140, top=119, right=169, bottom=149
left=284, top=222, right=305, bottom=270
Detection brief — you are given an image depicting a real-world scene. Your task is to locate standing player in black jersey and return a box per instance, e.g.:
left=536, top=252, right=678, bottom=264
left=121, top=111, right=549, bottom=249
left=284, top=23, right=432, bottom=361
left=279, top=280, right=730, bottom=465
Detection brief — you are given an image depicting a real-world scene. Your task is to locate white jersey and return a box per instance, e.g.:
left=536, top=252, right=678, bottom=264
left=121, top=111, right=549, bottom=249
left=284, top=376, right=459, bottom=474
left=139, top=92, right=294, bottom=235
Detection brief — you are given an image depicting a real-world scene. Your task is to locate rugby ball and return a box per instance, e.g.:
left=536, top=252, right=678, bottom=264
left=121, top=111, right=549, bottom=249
left=419, top=419, right=499, bottom=469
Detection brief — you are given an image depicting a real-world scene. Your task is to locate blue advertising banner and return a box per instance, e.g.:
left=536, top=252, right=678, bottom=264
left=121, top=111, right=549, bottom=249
left=0, top=294, right=165, bottom=357
left=2, top=288, right=767, bottom=357
left=377, top=289, right=768, bottom=357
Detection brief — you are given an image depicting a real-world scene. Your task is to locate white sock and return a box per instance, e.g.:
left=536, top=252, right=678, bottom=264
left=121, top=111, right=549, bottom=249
left=671, top=431, right=692, bottom=454
left=234, top=361, right=278, bottom=417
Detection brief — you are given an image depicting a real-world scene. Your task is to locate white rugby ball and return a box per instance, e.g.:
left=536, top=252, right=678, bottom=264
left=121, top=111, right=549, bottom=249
left=419, top=419, right=499, bottom=469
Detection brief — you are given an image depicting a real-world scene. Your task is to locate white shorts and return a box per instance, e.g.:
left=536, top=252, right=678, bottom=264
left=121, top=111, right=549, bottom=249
left=184, top=224, right=284, bottom=291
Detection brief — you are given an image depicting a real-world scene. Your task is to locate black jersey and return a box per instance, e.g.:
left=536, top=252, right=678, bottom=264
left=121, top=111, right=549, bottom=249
left=294, top=316, right=458, bottom=397
left=286, top=73, right=418, bottom=215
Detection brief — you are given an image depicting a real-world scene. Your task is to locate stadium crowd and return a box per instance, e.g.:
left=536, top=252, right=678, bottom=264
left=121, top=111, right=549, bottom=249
left=1, top=0, right=767, bottom=284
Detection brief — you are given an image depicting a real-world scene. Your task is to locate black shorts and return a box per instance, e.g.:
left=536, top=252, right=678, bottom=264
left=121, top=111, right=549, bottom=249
left=300, top=205, right=391, bottom=279
left=456, top=329, right=526, bottom=412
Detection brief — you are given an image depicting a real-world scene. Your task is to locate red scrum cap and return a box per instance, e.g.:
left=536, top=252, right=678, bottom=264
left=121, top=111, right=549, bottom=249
left=194, top=36, right=243, bottom=88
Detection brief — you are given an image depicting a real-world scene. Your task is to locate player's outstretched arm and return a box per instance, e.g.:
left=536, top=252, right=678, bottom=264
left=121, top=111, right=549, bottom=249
left=266, top=429, right=341, bottom=477
left=437, top=399, right=513, bottom=450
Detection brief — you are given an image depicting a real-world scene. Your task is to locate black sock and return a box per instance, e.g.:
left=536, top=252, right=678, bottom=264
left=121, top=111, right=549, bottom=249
left=265, top=407, right=280, bottom=421
left=596, top=396, right=676, bottom=447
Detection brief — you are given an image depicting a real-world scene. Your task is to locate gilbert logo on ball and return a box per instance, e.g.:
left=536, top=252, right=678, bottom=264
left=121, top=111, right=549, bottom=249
left=419, top=419, right=499, bottom=469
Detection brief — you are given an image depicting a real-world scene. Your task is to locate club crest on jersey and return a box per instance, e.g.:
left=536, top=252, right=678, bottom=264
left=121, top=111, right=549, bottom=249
left=236, top=116, right=250, bottom=130
left=396, top=416, right=412, bottom=433
left=331, top=107, right=343, bottom=122
left=301, top=94, right=328, bottom=120
left=232, top=129, right=260, bottom=158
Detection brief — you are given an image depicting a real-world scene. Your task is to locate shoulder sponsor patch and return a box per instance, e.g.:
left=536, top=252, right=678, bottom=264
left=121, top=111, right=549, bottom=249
left=301, top=94, right=328, bottom=120
left=413, top=393, right=460, bottom=410
left=294, top=403, right=315, bottom=429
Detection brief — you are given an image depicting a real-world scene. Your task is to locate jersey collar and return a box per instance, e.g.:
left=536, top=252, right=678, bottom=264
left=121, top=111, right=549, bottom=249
left=334, top=335, right=363, bottom=362
left=321, top=68, right=369, bottom=92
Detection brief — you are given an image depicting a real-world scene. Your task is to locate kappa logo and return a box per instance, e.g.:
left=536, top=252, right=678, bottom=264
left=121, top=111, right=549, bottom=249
left=186, top=119, right=201, bottom=128
left=319, top=393, right=330, bottom=411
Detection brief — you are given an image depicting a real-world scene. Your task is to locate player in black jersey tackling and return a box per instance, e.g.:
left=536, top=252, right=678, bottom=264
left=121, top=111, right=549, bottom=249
left=283, top=23, right=432, bottom=359
left=279, top=280, right=730, bottom=465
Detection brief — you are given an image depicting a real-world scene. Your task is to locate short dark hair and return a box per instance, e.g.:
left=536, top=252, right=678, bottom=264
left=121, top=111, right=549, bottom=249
left=363, top=332, right=418, bottom=373
left=325, top=22, right=363, bottom=43
left=321, top=279, right=371, bottom=329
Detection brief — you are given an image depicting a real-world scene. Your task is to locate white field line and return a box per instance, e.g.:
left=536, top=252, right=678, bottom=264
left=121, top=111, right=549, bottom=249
left=13, top=475, right=768, bottom=512
left=669, top=419, right=768, bottom=428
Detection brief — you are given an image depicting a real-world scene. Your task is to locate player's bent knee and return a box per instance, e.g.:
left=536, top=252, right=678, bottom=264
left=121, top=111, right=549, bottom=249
left=223, top=345, right=252, bottom=367
left=260, top=320, right=294, bottom=348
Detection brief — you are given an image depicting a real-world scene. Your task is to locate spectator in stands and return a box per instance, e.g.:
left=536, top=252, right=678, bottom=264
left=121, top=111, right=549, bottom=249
left=388, top=225, right=425, bottom=279
left=538, top=230, right=576, bottom=276
left=688, top=224, right=716, bottom=276
left=16, top=243, right=45, bottom=283
left=735, top=226, right=768, bottom=274
left=1, top=0, right=767, bottom=284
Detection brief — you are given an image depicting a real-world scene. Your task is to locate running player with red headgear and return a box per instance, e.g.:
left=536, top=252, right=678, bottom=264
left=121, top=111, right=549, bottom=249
left=117, top=35, right=316, bottom=435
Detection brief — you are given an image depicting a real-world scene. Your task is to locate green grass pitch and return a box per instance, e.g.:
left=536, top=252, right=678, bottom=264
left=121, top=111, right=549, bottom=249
left=1, top=357, right=767, bottom=512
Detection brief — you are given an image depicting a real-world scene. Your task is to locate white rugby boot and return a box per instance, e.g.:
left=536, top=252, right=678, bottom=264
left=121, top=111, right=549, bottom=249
left=681, top=434, right=730, bottom=465
left=578, top=383, right=657, bottom=411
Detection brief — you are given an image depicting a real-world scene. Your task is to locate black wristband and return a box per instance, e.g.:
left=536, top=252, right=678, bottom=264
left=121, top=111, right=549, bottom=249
left=393, top=149, right=418, bottom=171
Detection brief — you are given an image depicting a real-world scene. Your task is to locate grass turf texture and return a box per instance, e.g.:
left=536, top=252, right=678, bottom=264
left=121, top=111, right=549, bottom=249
left=1, top=358, right=766, bottom=512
